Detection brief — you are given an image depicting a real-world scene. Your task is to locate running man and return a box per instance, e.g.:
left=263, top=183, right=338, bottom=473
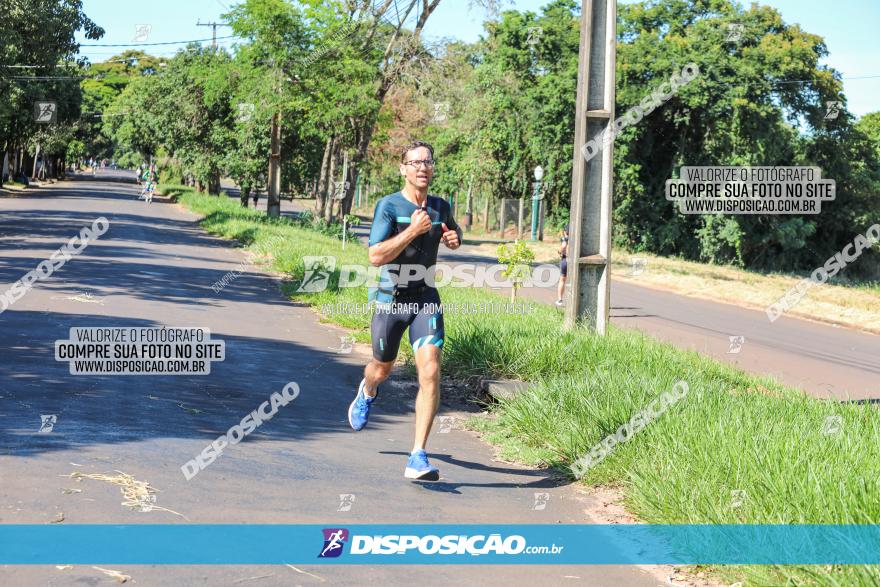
left=347, top=140, right=462, bottom=481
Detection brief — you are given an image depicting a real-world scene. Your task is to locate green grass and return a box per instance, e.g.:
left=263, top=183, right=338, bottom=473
left=0, top=180, right=29, bottom=191
left=157, top=183, right=192, bottom=200
left=178, top=189, right=880, bottom=586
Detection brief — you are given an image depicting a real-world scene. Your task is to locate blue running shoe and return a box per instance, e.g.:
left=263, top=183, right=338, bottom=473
left=348, top=379, right=376, bottom=431
left=405, top=449, right=440, bottom=481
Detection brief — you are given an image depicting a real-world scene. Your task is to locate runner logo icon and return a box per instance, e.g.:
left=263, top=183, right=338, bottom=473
left=318, top=528, right=349, bottom=558
left=298, top=256, right=336, bottom=292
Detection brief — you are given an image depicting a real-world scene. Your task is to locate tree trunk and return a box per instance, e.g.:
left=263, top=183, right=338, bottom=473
left=483, top=196, right=490, bottom=231
left=208, top=169, right=220, bottom=195
left=315, top=136, right=333, bottom=217
left=464, top=179, right=473, bottom=231
left=0, top=142, right=6, bottom=188
left=324, top=145, right=339, bottom=223
left=31, top=144, right=40, bottom=179
left=267, top=111, right=282, bottom=216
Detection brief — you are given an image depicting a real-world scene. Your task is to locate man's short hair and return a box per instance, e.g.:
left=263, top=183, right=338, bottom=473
left=400, top=140, right=434, bottom=163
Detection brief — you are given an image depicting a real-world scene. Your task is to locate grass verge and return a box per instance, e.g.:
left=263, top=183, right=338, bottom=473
left=178, top=189, right=878, bottom=586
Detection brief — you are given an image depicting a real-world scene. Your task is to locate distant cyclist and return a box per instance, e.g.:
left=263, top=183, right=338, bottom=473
left=347, top=140, right=462, bottom=481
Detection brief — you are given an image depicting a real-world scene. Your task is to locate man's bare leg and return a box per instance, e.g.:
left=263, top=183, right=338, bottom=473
left=364, top=359, right=393, bottom=397
left=412, top=345, right=441, bottom=452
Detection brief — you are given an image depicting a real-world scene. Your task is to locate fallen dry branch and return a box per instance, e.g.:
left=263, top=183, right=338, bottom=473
left=66, top=470, right=187, bottom=519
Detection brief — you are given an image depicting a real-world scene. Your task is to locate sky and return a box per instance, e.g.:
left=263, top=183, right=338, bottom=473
left=76, top=0, right=879, bottom=116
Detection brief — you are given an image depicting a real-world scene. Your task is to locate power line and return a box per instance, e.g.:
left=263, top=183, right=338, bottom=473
left=80, top=35, right=238, bottom=47
left=197, top=20, right=234, bottom=49
left=9, top=75, right=92, bottom=81
left=771, top=74, right=880, bottom=86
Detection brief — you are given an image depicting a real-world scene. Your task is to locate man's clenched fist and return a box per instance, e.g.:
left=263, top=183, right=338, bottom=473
left=410, top=209, right=432, bottom=235
left=441, top=222, right=460, bottom=249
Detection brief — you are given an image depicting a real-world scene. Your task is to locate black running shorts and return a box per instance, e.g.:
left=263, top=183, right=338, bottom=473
left=371, top=287, right=445, bottom=362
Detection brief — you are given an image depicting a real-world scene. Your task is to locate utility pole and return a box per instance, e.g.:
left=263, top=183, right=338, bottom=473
left=266, top=64, right=283, bottom=218
left=196, top=20, right=231, bottom=49
left=565, top=0, right=617, bottom=334
left=267, top=110, right=282, bottom=217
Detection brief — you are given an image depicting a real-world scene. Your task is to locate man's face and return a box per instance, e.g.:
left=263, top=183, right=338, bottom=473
left=400, top=146, right=434, bottom=190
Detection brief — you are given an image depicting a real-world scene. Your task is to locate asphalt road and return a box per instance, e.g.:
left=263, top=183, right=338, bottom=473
left=0, top=174, right=661, bottom=586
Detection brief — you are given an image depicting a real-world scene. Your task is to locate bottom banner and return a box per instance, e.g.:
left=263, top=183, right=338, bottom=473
left=2, top=524, right=880, bottom=564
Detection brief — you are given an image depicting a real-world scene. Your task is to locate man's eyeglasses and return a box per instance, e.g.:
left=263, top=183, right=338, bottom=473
left=403, top=159, right=435, bottom=169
